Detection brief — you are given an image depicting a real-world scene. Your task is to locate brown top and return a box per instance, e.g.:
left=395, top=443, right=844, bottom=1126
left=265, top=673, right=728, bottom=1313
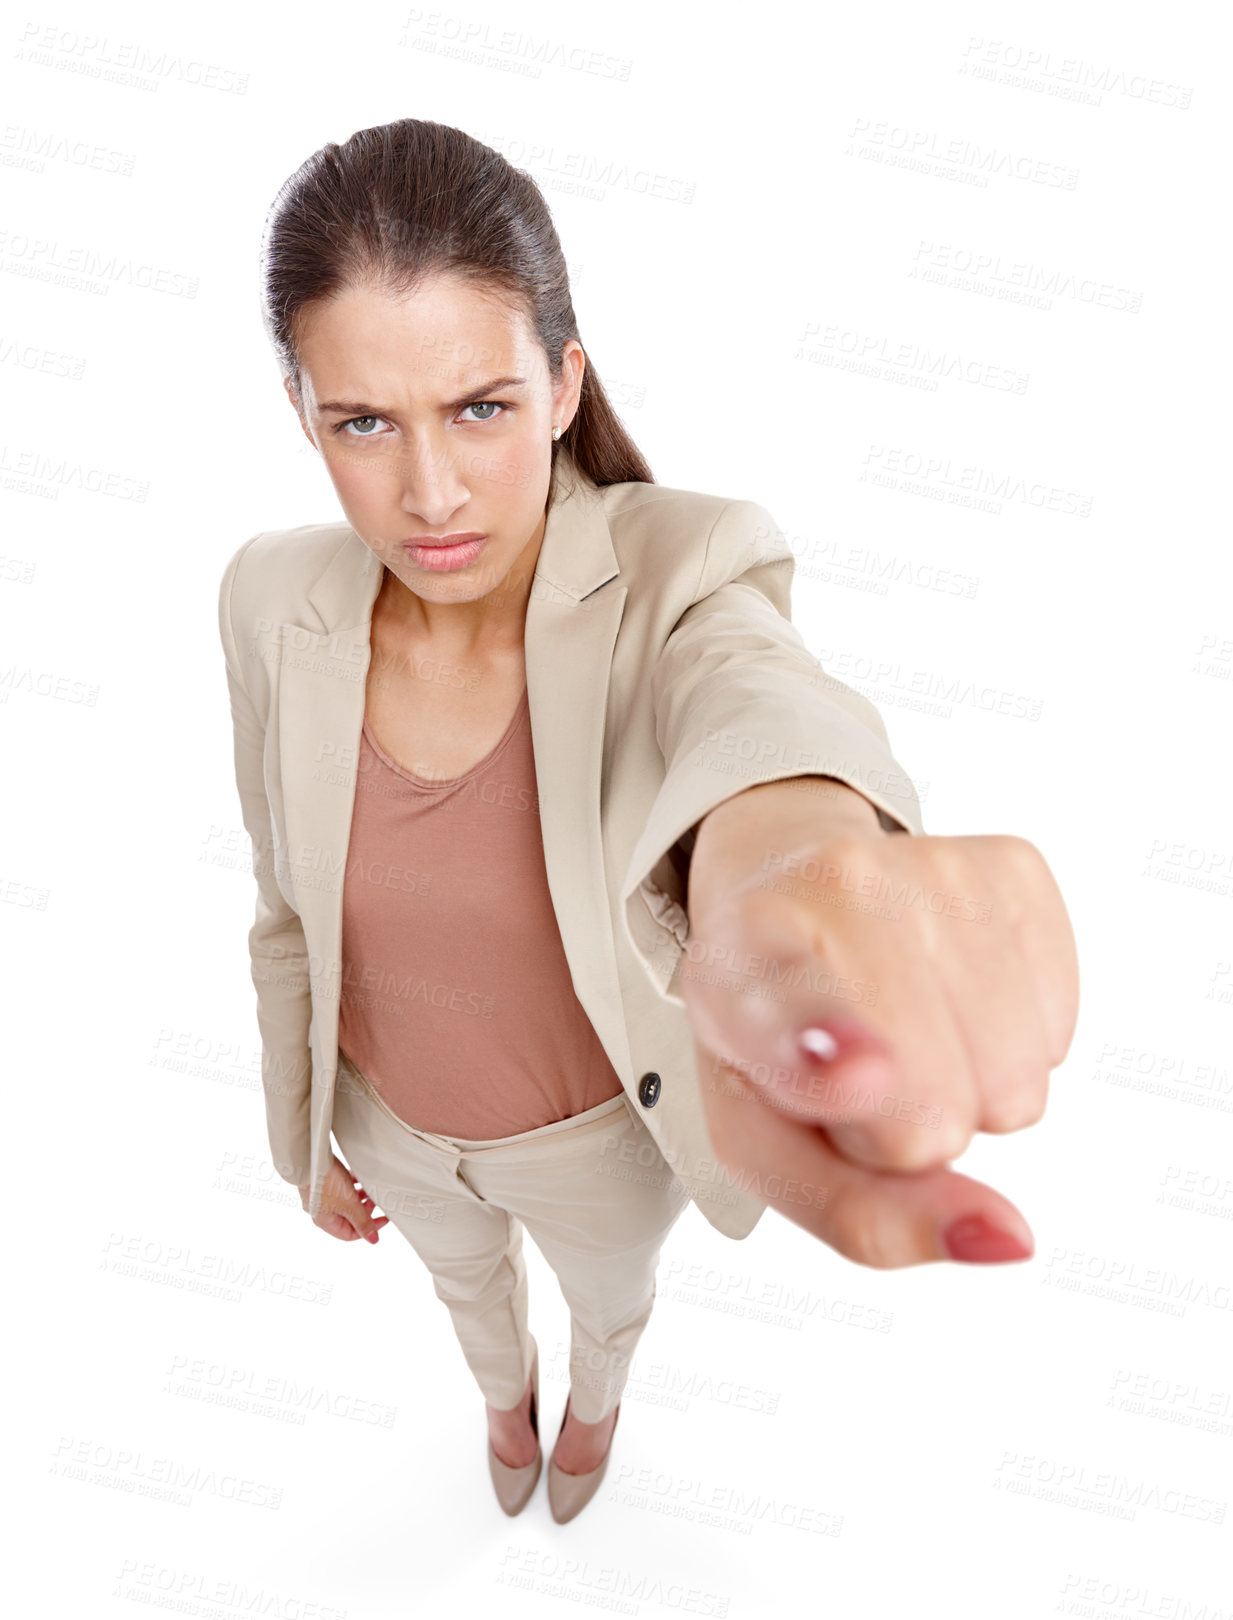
left=337, top=681, right=625, bottom=1136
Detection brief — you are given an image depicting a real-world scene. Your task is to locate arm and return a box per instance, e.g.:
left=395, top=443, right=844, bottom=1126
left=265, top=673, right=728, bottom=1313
left=218, top=541, right=314, bottom=1187
left=619, top=498, right=924, bottom=1002
left=624, top=509, right=1078, bottom=1272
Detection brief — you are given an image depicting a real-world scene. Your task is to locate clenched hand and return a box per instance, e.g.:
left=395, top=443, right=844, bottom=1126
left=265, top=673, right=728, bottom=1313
left=683, top=822, right=1079, bottom=1269
left=299, top=1154, right=391, bottom=1243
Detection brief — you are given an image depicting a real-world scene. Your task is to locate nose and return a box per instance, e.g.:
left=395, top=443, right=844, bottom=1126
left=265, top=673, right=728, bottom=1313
left=396, top=438, right=470, bottom=526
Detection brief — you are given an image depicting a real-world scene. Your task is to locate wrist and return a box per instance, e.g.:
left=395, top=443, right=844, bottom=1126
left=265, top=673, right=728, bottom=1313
left=688, top=776, right=882, bottom=924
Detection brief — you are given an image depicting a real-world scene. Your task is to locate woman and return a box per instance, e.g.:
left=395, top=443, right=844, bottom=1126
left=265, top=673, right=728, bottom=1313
left=219, top=118, right=1079, bottom=1524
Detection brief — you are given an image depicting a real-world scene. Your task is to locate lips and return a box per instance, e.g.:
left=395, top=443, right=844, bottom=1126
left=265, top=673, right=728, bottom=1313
left=399, top=535, right=488, bottom=572
left=401, top=532, right=485, bottom=548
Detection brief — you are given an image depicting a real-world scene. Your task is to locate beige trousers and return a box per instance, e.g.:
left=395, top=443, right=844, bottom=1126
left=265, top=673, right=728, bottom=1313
left=331, top=1054, right=691, bottom=1423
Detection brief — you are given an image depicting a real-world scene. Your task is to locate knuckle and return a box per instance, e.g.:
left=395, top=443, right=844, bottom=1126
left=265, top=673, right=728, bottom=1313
left=882, top=1132, right=959, bottom=1172
left=983, top=1082, right=1049, bottom=1133
left=829, top=1192, right=902, bottom=1270
left=847, top=1114, right=968, bottom=1172
left=930, top=1114, right=973, bottom=1162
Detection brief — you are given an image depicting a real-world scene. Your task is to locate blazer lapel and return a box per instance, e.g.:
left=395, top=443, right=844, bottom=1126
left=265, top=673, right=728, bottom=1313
left=273, top=448, right=635, bottom=1093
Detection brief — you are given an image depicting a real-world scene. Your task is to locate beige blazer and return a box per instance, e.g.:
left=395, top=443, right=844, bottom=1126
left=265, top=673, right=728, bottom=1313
left=217, top=446, right=925, bottom=1240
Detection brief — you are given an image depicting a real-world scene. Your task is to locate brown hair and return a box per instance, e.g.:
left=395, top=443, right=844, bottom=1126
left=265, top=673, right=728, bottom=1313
left=259, top=118, right=653, bottom=488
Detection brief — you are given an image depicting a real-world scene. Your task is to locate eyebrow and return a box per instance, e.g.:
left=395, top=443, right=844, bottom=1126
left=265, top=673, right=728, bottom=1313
left=315, top=375, right=529, bottom=416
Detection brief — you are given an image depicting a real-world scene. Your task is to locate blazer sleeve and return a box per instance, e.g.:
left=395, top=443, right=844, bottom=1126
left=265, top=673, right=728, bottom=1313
left=619, top=497, right=926, bottom=1006
left=218, top=539, right=314, bottom=1187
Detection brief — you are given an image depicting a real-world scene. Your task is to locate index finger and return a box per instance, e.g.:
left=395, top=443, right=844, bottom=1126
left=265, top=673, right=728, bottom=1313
left=700, top=1045, right=1034, bottom=1268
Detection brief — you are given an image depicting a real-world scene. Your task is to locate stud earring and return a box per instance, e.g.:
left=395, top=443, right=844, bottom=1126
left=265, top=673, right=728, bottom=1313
left=552, top=426, right=561, bottom=440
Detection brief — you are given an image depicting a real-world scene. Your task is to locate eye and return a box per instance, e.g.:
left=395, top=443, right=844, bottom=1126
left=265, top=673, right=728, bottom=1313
left=459, top=400, right=508, bottom=423
left=336, top=415, right=389, bottom=438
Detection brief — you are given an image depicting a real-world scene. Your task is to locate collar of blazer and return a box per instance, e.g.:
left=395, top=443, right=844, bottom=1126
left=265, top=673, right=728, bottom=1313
left=273, top=443, right=638, bottom=1096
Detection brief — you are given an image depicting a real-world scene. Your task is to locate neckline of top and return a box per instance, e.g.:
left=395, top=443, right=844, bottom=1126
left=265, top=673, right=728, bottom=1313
left=361, top=683, right=529, bottom=792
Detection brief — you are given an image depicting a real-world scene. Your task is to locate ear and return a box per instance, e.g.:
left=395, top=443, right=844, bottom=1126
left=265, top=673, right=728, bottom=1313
left=555, top=339, right=586, bottom=427
left=283, top=375, right=316, bottom=447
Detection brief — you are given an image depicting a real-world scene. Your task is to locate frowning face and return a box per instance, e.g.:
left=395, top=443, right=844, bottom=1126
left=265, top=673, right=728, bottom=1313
left=288, top=271, right=584, bottom=619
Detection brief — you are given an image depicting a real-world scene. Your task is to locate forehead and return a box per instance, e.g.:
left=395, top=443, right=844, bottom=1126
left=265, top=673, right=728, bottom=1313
left=296, top=275, right=537, bottom=392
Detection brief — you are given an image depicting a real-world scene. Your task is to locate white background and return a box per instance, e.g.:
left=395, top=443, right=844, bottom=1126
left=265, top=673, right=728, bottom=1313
left=3, top=2, right=1230, bottom=1615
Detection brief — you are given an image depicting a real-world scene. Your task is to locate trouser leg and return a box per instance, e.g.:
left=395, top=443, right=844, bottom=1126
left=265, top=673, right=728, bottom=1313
left=330, top=1072, right=534, bottom=1410
left=460, top=1099, right=690, bottom=1423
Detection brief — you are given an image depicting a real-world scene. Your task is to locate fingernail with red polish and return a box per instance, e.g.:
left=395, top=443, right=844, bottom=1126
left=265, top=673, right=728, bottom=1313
left=798, top=1025, right=840, bottom=1062
left=942, top=1213, right=1033, bottom=1263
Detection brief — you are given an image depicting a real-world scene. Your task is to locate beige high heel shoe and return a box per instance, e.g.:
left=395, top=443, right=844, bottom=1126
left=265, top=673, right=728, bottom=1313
left=547, top=1394, right=620, bottom=1524
left=487, top=1342, right=541, bottom=1515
